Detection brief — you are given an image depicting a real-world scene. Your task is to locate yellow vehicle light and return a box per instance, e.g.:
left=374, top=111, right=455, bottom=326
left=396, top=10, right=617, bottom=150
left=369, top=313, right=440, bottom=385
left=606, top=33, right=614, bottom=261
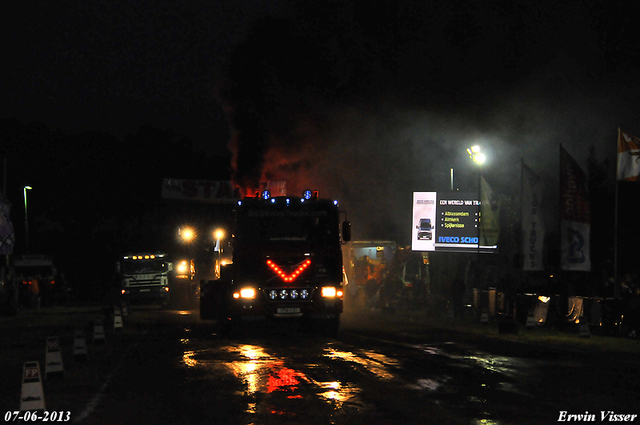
left=176, top=262, right=188, bottom=274
left=240, top=288, right=256, bottom=299
left=321, top=286, right=337, bottom=298
left=164, top=287, right=170, bottom=292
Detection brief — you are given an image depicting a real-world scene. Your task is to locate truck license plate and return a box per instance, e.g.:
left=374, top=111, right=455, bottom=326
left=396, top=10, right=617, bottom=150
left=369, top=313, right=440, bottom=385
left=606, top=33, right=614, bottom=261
left=277, top=307, right=301, bottom=314
left=139, top=289, right=150, bottom=292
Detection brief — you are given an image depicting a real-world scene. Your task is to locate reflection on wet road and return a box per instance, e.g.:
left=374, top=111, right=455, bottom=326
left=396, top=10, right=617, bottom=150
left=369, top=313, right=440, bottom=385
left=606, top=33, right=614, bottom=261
left=172, top=327, right=637, bottom=425
left=135, top=309, right=632, bottom=425
left=175, top=334, right=527, bottom=424
left=323, top=346, right=399, bottom=380
left=180, top=340, right=374, bottom=422
left=67, top=308, right=637, bottom=425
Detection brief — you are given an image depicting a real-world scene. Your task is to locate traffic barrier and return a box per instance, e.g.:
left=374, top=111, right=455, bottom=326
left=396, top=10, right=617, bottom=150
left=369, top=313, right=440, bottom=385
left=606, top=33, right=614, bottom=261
left=113, top=306, right=123, bottom=331
left=20, top=361, right=45, bottom=411
left=578, top=316, right=591, bottom=338
left=525, top=312, right=536, bottom=329
left=45, top=336, right=65, bottom=380
left=93, top=317, right=106, bottom=343
left=121, top=301, right=129, bottom=318
left=73, top=328, right=88, bottom=360
left=480, top=309, right=489, bottom=324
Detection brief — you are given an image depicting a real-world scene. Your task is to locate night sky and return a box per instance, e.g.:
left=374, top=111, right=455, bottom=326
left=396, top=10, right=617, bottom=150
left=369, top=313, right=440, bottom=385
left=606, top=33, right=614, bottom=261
left=2, top=0, right=640, bottom=290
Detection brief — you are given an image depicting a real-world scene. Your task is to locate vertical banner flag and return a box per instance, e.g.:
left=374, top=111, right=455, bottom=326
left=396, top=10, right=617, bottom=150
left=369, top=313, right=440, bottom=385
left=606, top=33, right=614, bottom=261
left=617, top=129, right=640, bottom=181
left=0, top=193, right=15, bottom=255
left=479, top=176, right=500, bottom=248
left=522, top=162, right=545, bottom=271
left=560, top=147, right=591, bottom=271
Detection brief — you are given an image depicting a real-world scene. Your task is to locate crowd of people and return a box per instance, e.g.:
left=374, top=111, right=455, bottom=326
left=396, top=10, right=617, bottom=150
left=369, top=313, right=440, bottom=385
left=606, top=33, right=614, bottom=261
left=346, top=247, right=431, bottom=312
left=344, top=246, right=640, bottom=338
left=0, top=272, right=69, bottom=315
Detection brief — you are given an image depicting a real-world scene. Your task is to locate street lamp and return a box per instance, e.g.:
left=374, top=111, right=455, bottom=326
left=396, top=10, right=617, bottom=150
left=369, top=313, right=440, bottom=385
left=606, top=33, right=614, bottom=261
left=214, top=229, right=225, bottom=254
left=23, top=185, right=32, bottom=253
left=467, top=145, right=486, bottom=164
left=213, top=229, right=225, bottom=278
left=467, top=146, right=484, bottom=253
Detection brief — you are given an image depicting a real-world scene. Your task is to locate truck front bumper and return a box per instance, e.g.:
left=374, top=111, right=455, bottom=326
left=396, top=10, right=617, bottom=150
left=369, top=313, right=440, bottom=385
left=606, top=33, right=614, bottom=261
left=123, top=286, right=170, bottom=302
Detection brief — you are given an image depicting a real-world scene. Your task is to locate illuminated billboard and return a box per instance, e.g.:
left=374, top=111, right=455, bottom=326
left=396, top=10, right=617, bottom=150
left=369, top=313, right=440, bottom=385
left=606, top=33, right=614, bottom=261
left=412, top=192, right=497, bottom=253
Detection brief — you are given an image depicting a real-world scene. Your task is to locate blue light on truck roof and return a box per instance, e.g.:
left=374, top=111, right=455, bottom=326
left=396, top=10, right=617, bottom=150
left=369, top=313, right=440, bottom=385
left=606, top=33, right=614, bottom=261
left=286, top=198, right=290, bottom=205
left=271, top=198, right=276, bottom=204
left=303, top=190, right=312, bottom=200
left=261, top=190, right=271, bottom=200
left=237, top=200, right=242, bottom=206
left=333, top=200, right=338, bottom=206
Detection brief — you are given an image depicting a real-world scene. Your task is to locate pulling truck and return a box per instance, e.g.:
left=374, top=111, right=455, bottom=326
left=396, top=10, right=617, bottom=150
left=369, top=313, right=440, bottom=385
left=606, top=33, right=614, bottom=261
left=118, top=253, right=173, bottom=304
left=200, top=190, right=351, bottom=336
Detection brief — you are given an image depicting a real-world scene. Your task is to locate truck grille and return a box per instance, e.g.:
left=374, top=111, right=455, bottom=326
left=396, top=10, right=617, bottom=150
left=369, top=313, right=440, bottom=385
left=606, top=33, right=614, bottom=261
left=126, top=276, right=162, bottom=286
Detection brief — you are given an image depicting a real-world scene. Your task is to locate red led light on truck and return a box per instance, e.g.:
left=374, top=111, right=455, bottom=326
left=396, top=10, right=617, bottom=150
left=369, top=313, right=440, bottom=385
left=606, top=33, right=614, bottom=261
left=266, top=259, right=312, bottom=283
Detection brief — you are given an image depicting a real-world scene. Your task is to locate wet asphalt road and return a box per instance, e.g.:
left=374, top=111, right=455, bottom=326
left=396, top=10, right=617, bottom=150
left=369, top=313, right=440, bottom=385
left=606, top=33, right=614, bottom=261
left=3, top=307, right=639, bottom=425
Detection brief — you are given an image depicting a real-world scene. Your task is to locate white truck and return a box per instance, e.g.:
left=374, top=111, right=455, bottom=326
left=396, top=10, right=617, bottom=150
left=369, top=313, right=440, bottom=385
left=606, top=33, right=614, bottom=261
left=118, top=253, right=173, bottom=304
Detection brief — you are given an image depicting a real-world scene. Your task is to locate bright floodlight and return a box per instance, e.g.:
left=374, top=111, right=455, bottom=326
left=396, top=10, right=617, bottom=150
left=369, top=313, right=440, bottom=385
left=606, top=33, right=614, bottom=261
left=214, top=229, right=225, bottom=240
left=181, top=227, right=195, bottom=242
left=467, top=146, right=485, bottom=164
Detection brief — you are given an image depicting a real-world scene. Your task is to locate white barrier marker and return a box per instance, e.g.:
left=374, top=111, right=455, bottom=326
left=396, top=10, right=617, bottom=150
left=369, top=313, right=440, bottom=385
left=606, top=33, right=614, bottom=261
left=113, top=306, right=123, bottom=331
left=20, top=361, right=46, bottom=411
left=480, top=309, right=489, bottom=324
left=45, top=336, right=65, bottom=380
left=578, top=316, right=591, bottom=338
left=93, top=317, right=106, bottom=343
left=74, top=328, right=88, bottom=360
left=526, top=313, right=536, bottom=329
left=121, top=301, right=129, bottom=318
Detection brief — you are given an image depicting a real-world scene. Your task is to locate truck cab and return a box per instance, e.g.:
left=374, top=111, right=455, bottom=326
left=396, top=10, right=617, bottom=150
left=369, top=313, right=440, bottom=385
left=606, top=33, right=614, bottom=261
left=118, top=253, right=173, bottom=304
left=200, top=191, right=350, bottom=336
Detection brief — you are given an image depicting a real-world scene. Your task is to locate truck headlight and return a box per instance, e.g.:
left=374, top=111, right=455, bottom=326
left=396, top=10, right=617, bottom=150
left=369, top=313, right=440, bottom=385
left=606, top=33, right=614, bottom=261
left=233, top=288, right=256, bottom=299
left=321, top=286, right=339, bottom=298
